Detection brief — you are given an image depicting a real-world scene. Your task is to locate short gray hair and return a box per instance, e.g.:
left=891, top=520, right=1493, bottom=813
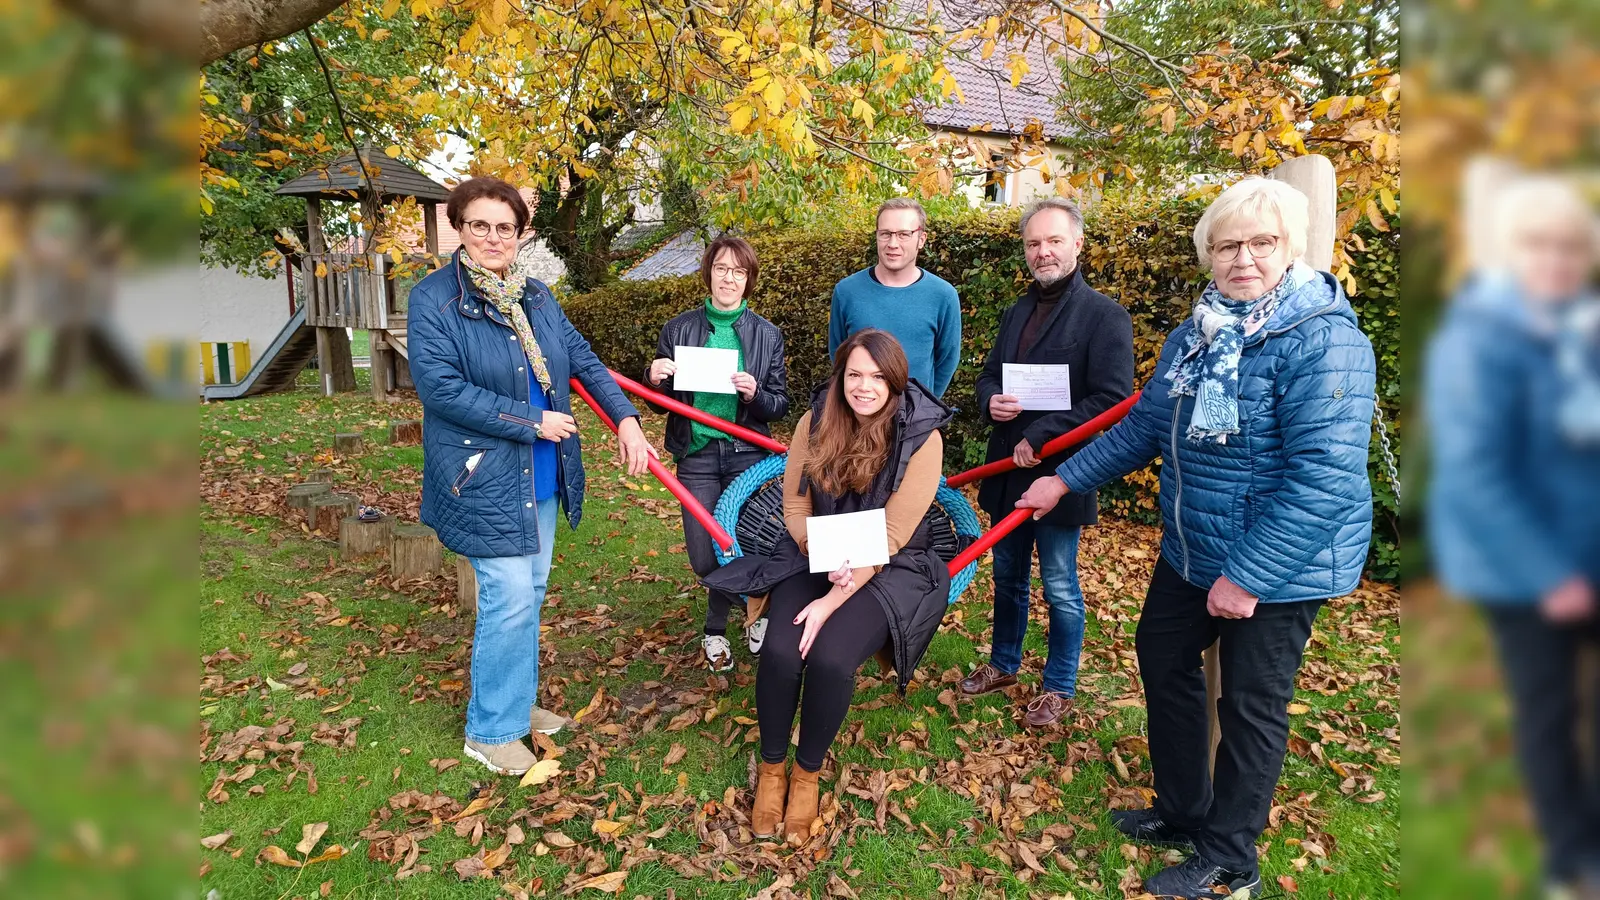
left=1193, top=177, right=1309, bottom=268
left=876, top=197, right=927, bottom=230
left=1019, top=198, right=1084, bottom=237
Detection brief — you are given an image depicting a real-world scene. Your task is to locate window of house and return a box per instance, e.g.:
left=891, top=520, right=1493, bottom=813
left=984, top=154, right=1010, bottom=205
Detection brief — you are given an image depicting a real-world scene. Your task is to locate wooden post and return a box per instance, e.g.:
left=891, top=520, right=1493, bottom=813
left=309, top=493, right=359, bottom=537
left=456, top=556, right=477, bottom=612
left=391, top=524, right=445, bottom=578
left=370, top=336, right=392, bottom=401
left=393, top=356, right=413, bottom=389
left=334, top=432, right=365, bottom=457
left=1271, top=156, right=1338, bottom=272
left=287, top=483, right=332, bottom=523
left=389, top=419, right=422, bottom=445
left=1205, top=643, right=1222, bottom=773
left=423, top=203, right=441, bottom=259
left=340, top=513, right=393, bottom=558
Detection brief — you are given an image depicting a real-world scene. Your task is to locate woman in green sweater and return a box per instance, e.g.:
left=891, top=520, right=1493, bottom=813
left=645, top=237, right=791, bottom=670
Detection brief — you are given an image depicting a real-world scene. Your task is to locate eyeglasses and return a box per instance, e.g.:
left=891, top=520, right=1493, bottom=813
left=465, top=220, right=520, bottom=239
left=711, top=264, right=749, bottom=281
left=1210, top=235, right=1280, bottom=263
left=876, top=228, right=923, bottom=244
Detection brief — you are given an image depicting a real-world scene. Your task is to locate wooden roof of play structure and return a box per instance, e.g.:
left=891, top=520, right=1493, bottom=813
left=276, top=148, right=450, bottom=204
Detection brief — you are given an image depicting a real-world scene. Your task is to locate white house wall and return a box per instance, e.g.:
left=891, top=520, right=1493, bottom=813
left=195, top=264, right=294, bottom=352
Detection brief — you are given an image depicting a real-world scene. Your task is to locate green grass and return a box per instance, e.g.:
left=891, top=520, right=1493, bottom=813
left=199, top=383, right=1400, bottom=898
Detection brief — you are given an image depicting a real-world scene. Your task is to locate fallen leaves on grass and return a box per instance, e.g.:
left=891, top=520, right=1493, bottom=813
left=519, top=759, right=562, bottom=788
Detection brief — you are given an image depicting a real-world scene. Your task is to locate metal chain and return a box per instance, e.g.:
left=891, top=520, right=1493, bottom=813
left=1373, top=404, right=1402, bottom=506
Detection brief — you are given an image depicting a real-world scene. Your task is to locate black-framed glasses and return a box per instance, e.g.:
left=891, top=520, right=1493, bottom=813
left=876, top=228, right=923, bottom=244
left=1210, top=235, right=1279, bottom=263
left=465, top=220, right=519, bottom=239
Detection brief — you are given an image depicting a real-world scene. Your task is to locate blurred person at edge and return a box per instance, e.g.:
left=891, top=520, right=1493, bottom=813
left=1017, top=177, right=1378, bottom=899
left=1425, top=175, right=1600, bottom=899
left=410, top=176, right=658, bottom=778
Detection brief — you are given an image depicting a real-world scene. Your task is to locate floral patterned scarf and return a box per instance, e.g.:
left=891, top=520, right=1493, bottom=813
left=1165, top=263, right=1306, bottom=443
left=461, top=251, right=553, bottom=393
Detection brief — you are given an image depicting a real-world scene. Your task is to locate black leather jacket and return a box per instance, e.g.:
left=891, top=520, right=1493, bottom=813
left=644, top=305, right=790, bottom=458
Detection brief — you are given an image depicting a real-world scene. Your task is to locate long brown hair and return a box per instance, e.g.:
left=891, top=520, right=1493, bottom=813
left=804, top=330, right=909, bottom=497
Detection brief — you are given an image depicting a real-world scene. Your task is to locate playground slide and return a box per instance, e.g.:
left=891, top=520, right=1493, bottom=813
left=201, top=306, right=315, bottom=401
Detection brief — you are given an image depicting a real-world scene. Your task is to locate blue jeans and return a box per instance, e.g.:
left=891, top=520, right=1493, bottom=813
left=989, top=520, right=1085, bottom=696
left=465, top=496, right=559, bottom=745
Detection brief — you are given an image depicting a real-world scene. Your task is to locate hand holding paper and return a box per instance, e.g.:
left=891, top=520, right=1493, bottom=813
left=806, top=508, right=890, bottom=573
left=672, top=345, right=739, bottom=394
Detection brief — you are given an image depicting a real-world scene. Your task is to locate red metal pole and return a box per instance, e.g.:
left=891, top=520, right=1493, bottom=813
left=944, top=391, right=1142, bottom=489
left=947, top=507, right=1033, bottom=575
left=570, top=378, right=735, bottom=552
left=606, top=368, right=789, bottom=455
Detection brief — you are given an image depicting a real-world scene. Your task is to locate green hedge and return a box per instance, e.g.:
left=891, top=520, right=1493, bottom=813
left=563, top=195, right=1401, bottom=579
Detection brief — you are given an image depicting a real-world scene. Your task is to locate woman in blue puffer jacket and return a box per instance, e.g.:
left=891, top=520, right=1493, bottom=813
left=1426, top=175, right=1600, bottom=896
left=1019, top=177, right=1376, bottom=900
left=409, top=176, right=658, bottom=778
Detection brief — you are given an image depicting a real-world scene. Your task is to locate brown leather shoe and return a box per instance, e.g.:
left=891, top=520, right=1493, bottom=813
left=1022, top=690, right=1074, bottom=727
left=959, top=662, right=1018, bottom=696
left=751, top=761, right=788, bottom=838
left=783, top=765, right=821, bottom=844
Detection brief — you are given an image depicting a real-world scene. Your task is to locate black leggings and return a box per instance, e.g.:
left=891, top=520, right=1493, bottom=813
left=756, top=571, right=890, bottom=772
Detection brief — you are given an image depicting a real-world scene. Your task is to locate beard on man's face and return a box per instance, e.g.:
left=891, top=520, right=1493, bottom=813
left=1030, top=261, right=1072, bottom=287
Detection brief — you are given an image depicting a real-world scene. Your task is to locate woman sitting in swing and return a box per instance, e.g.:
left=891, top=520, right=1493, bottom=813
left=705, top=329, right=953, bottom=843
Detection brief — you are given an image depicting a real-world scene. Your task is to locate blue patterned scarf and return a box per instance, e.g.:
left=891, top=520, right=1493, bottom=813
left=1557, top=298, right=1600, bottom=445
left=1166, top=265, right=1304, bottom=443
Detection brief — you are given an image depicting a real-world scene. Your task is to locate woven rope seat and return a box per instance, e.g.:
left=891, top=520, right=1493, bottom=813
left=711, top=453, right=982, bottom=602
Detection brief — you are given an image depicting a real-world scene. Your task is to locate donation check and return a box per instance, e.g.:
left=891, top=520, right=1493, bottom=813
left=1002, top=363, right=1072, bottom=411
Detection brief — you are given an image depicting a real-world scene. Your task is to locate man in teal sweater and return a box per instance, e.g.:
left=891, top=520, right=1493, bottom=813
left=828, top=198, right=963, bottom=398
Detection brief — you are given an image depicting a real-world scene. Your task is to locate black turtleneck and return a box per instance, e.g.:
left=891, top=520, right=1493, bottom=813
left=1017, top=269, right=1075, bottom=358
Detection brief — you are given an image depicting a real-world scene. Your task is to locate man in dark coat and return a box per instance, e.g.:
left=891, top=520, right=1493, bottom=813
left=962, top=198, right=1135, bottom=727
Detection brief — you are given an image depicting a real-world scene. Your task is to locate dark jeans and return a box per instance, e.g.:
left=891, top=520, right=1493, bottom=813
left=1484, top=605, right=1600, bottom=884
left=757, top=571, right=889, bottom=772
left=989, top=520, right=1085, bottom=695
left=1137, top=556, right=1322, bottom=871
left=677, top=442, right=766, bottom=634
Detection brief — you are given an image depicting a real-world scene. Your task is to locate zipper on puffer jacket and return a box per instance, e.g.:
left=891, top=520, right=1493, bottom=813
left=1169, top=397, right=1191, bottom=581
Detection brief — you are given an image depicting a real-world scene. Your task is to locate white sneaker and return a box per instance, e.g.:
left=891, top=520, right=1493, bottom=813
left=746, top=616, right=768, bottom=655
left=702, top=633, right=733, bottom=671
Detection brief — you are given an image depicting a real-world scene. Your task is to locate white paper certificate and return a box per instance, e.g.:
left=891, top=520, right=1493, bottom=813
left=672, top=345, right=739, bottom=394
left=1003, top=363, right=1072, bottom=411
left=806, top=509, right=890, bottom=573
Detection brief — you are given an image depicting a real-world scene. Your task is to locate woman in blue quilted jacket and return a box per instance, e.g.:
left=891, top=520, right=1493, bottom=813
left=1019, top=177, right=1377, bottom=899
left=1426, top=175, right=1600, bottom=896
left=409, top=177, right=658, bottom=777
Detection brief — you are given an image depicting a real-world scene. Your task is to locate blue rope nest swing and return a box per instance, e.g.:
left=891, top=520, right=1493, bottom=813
left=711, top=453, right=983, bottom=603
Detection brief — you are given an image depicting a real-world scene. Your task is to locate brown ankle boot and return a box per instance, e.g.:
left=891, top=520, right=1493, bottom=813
left=751, top=761, right=788, bottom=838
left=783, top=765, right=822, bottom=843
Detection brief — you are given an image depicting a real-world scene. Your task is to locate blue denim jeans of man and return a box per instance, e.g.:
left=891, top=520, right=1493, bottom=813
left=465, top=495, right=559, bottom=745
left=988, top=519, right=1085, bottom=695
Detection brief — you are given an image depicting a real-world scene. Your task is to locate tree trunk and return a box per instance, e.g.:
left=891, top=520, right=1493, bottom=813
left=390, top=524, right=444, bottom=578
left=310, top=492, right=358, bottom=536
left=339, top=513, right=392, bottom=558
left=315, top=326, right=358, bottom=395
left=287, top=482, right=332, bottom=522
left=388, top=420, right=421, bottom=446
left=57, top=0, right=357, bottom=65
